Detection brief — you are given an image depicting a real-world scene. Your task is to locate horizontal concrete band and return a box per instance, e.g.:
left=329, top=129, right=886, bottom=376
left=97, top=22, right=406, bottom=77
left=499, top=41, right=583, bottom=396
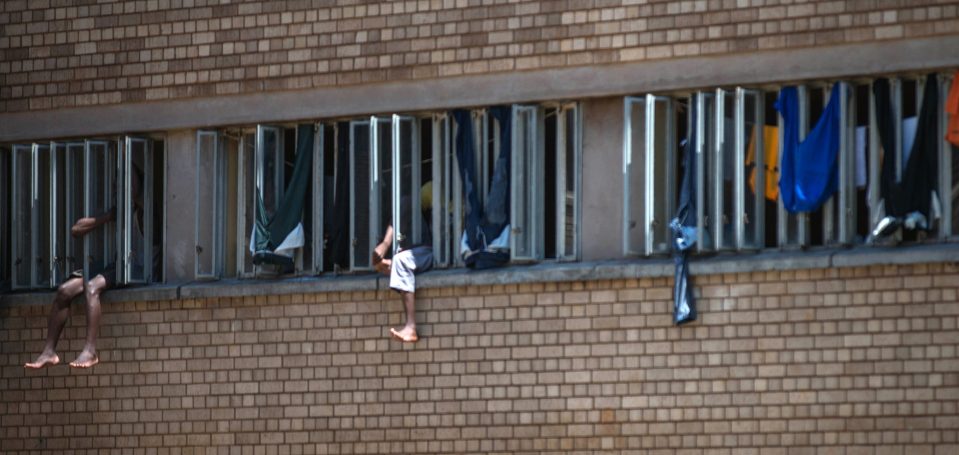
left=2, top=242, right=957, bottom=307
left=3, top=35, right=959, bottom=142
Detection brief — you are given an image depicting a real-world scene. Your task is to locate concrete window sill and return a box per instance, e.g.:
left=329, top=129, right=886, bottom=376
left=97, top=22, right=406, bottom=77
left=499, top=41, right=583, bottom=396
left=2, top=242, right=957, bottom=307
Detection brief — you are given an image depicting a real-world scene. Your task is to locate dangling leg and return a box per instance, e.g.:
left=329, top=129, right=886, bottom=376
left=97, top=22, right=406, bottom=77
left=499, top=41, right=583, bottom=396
left=25, top=277, right=84, bottom=369
left=70, top=274, right=107, bottom=368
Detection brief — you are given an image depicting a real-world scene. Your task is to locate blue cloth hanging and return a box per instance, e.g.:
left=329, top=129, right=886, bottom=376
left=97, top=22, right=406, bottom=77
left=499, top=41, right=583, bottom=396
left=775, top=86, right=841, bottom=213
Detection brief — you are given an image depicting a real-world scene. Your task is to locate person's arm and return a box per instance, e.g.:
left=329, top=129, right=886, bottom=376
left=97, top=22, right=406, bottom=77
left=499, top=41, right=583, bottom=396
left=71, top=209, right=116, bottom=238
left=372, top=225, right=394, bottom=265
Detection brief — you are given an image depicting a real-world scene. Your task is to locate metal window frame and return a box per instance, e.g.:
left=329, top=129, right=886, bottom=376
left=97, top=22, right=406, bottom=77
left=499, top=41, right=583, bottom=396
left=939, top=73, right=955, bottom=240
left=835, top=82, right=857, bottom=245
left=554, top=102, right=582, bottom=261
left=311, top=123, right=327, bottom=274
left=391, top=114, right=421, bottom=257
left=735, top=88, right=766, bottom=250
left=431, top=113, right=454, bottom=268
left=510, top=104, right=545, bottom=262
left=118, top=136, right=154, bottom=285
left=369, top=116, right=392, bottom=266
left=11, top=144, right=32, bottom=289
left=235, top=130, right=256, bottom=277
left=195, top=130, right=226, bottom=280
left=777, top=85, right=811, bottom=248
left=711, top=89, right=735, bottom=251
left=348, top=119, right=372, bottom=271
left=692, top=91, right=712, bottom=253
left=623, top=95, right=676, bottom=257
left=0, top=147, right=9, bottom=290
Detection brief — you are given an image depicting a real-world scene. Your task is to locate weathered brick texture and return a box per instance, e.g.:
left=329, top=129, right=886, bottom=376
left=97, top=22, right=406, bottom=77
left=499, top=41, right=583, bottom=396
left=1, top=262, right=958, bottom=453
left=1, top=0, right=958, bottom=112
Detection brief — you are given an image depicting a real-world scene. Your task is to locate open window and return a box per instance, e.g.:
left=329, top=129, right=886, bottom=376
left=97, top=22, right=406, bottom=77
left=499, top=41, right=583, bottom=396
left=348, top=117, right=392, bottom=271
left=117, top=136, right=161, bottom=285
left=623, top=95, right=677, bottom=256
left=511, top=104, right=545, bottom=262
left=11, top=143, right=52, bottom=289
left=544, top=102, right=582, bottom=261
left=430, top=113, right=456, bottom=268
left=195, top=131, right=226, bottom=279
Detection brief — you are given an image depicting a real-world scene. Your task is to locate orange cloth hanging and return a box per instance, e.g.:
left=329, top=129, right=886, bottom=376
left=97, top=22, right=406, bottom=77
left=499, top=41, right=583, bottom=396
left=946, top=71, right=959, bottom=147
left=746, top=125, right=780, bottom=201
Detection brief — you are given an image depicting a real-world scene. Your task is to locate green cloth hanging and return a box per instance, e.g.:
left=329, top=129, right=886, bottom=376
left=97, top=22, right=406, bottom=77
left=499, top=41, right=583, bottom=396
left=253, top=124, right=313, bottom=253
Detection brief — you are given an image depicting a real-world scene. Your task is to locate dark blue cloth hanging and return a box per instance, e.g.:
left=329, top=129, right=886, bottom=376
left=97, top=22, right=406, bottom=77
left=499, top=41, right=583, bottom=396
left=669, top=100, right=697, bottom=326
left=452, top=109, right=484, bottom=254
left=776, top=86, right=841, bottom=213
left=484, top=106, right=512, bottom=240
left=452, top=108, right=512, bottom=269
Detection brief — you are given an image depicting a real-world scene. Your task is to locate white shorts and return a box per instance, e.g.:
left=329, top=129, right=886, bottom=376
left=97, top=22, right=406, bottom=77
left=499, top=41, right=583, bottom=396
left=389, top=246, right=434, bottom=293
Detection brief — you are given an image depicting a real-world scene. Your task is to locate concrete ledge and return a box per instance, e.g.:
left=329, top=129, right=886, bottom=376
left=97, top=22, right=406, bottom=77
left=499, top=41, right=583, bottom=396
left=3, top=36, right=958, bottom=142
left=2, top=242, right=956, bottom=307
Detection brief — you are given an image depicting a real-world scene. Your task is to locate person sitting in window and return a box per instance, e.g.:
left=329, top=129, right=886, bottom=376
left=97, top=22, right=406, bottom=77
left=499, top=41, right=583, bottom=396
left=25, top=167, right=151, bottom=369
left=372, top=182, right=434, bottom=343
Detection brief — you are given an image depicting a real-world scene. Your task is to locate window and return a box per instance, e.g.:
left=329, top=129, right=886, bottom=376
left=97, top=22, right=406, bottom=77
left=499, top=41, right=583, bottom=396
left=195, top=131, right=227, bottom=279
left=11, top=143, right=52, bottom=289
left=623, top=95, right=677, bottom=256
left=202, top=124, right=326, bottom=279
left=544, top=103, right=582, bottom=261
left=623, top=71, right=958, bottom=258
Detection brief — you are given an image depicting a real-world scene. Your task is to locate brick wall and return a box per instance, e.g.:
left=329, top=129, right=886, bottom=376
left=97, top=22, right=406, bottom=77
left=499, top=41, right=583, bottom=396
left=1, top=262, right=958, bottom=453
left=1, top=0, right=958, bottom=113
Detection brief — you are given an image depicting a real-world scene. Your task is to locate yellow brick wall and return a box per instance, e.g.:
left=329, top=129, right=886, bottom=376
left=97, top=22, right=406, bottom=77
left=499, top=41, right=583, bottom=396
left=1, top=0, right=957, bottom=112
left=1, top=262, right=958, bottom=453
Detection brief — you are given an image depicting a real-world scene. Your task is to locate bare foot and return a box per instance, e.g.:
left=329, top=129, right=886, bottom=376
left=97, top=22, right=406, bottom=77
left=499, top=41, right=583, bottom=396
left=69, top=351, right=99, bottom=368
left=25, top=351, right=60, bottom=369
left=390, top=326, right=418, bottom=343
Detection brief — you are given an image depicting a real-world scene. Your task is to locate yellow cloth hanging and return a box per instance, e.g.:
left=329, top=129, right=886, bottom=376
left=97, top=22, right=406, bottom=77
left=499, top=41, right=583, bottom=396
left=746, top=125, right=780, bottom=201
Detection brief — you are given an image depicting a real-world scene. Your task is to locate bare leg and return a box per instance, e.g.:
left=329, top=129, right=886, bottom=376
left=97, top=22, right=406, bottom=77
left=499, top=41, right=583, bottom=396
left=25, top=277, right=84, bottom=369
left=389, top=291, right=418, bottom=342
left=70, top=275, right=106, bottom=368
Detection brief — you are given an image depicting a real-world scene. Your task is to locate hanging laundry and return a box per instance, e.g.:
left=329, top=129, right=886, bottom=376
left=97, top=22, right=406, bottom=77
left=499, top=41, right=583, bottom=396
left=251, top=124, right=314, bottom=272
left=869, top=75, right=940, bottom=240
left=901, top=116, right=918, bottom=165
left=746, top=125, right=780, bottom=201
left=776, top=86, right=841, bottom=213
left=453, top=109, right=512, bottom=269
left=946, top=71, right=959, bottom=147
left=669, top=101, right=698, bottom=326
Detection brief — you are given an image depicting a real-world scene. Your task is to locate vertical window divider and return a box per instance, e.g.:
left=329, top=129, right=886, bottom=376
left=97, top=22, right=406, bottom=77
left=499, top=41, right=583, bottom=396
left=822, top=84, right=837, bottom=244
left=734, top=89, right=746, bottom=250
left=694, top=92, right=709, bottom=253
left=11, top=144, right=26, bottom=289
left=797, top=85, right=811, bottom=246
left=838, top=82, right=856, bottom=245
left=451, top=117, right=464, bottom=267
left=31, top=143, right=41, bottom=288
left=622, top=96, right=639, bottom=256
left=940, top=73, right=954, bottom=240
left=50, top=142, right=61, bottom=287
left=312, top=123, right=325, bottom=274
left=712, top=89, right=726, bottom=250
left=431, top=113, right=451, bottom=267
